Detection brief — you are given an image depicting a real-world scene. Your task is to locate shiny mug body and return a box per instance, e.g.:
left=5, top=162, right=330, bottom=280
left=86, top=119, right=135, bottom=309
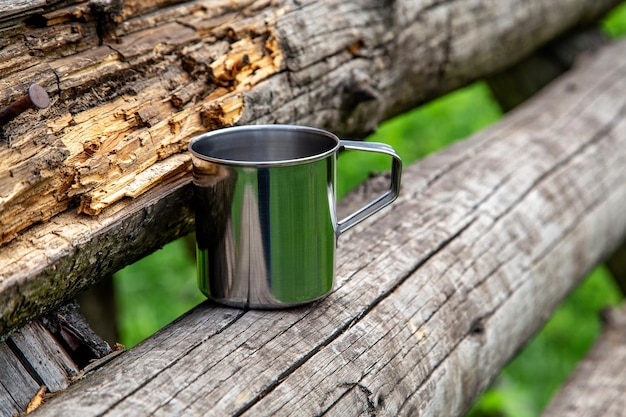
left=189, top=125, right=402, bottom=308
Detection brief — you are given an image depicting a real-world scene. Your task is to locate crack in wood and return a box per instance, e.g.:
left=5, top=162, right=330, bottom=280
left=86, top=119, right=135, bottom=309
left=329, top=382, right=379, bottom=416
left=5, top=338, right=47, bottom=388
left=228, top=217, right=478, bottom=416
left=104, top=309, right=247, bottom=417
left=0, top=1, right=286, bottom=245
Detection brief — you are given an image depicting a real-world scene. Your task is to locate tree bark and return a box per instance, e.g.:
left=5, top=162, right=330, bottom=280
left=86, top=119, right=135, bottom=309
left=28, top=38, right=626, bottom=417
left=0, top=0, right=620, bottom=246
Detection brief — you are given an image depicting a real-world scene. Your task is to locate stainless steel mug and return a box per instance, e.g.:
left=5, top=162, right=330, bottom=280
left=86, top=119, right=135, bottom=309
left=189, top=125, right=402, bottom=308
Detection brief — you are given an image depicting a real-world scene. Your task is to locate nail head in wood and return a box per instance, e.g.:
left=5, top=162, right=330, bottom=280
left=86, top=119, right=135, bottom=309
left=0, top=83, right=50, bottom=126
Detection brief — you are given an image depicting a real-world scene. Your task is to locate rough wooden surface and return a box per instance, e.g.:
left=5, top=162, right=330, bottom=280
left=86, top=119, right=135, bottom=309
left=0, top=321, right=77, bottom=416
left=0, top=177, right=194, bottom=338
left=0, top=0, right=620, bottom=244
left=0, top=0, right=622, bottom=339
left=29, top=39, right=626, bottom=417
left=542, top=306, right=626, bottom=417
left=0, top=301, right=115, bottom=417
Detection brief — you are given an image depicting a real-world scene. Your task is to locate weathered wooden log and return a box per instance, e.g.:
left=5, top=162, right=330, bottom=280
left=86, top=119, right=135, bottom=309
left=0, top=305, right=121, bottom=417
left=28, top=38, right=626, bottom=417
left=0, top=0, right=620, bottom=238
left=0, top=301, right=114, bottom=417
left=541, top=306, right=626, bottom=417
left=0, top=178, right=194, bottom=338
left=0, top=0, right=622, bottom=339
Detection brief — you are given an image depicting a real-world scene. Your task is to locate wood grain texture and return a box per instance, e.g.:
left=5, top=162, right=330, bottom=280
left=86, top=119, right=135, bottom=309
left=29, top=39, right=626, bottom=417
left=0, top=0, right=622, bottom=339
left=0, top=0, right=620, bottom=245
left=8, top=321, right=79, bottom=392
left=542, top=307, right=626, bottom=417
left=0, top=320, right=80, bottom=417
left=0, top=343, right=40, bottom=414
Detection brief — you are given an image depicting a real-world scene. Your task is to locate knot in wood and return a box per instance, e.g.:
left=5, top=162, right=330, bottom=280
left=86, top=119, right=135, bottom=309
left=346, top=68, right=381, bottom=103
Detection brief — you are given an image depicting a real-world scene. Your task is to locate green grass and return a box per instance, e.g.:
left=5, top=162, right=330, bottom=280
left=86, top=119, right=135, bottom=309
left=112, top=4, right=626, bottom=414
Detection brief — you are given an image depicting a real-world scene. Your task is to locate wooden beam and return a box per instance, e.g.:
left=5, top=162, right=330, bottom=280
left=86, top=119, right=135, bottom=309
left=0, top=303, right=100, bottom=417
left=0, top=0, right=621, bottom=246
left=0, top=300, right=119, bottom=416
left=30, top=38, right=626, bottom=417
left=0, top=177, right=194, bottom=337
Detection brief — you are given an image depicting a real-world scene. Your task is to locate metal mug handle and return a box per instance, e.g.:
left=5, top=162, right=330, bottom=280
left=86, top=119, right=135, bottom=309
left=336, top=140, right=402, bottom=235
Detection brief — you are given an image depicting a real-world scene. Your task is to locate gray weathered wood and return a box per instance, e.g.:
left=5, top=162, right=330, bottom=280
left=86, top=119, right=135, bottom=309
left=0, top=0, right=47, bottom=21
left=30, top=38, right=626, bottom=417
left=0, top=303, right=115, bottom=417
left=0, top=178, right=194, bottom=339
left=0, top=343, right=40, bottom=413
left=9, top=321, right=79, bottom=392
left=0, top=382, right=21, bottom=417
left=542, top=306, right=626, bottom=417
left=1, top=0, right=622, bottom=340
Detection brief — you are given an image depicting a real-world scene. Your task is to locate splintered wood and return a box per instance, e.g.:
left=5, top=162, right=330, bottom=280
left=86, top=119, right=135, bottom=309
left=0, top=301, right=117, bottom=417
left=25, top=386, right=47, bottom=415
left=0, top=0, right=283, bottom=244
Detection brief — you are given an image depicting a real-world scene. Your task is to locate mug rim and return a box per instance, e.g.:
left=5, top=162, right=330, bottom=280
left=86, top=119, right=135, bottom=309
left=188, top=124, right=340, bottom=167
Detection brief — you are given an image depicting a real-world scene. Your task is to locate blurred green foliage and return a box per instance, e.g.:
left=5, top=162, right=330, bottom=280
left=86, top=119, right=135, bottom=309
left=337, top=82, right=502, bottom=199
left=603, top=1, right=626, bottom=38
left=113, top=3, right=626, bottom=415
left=114, top=238, right=204, bottom=348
